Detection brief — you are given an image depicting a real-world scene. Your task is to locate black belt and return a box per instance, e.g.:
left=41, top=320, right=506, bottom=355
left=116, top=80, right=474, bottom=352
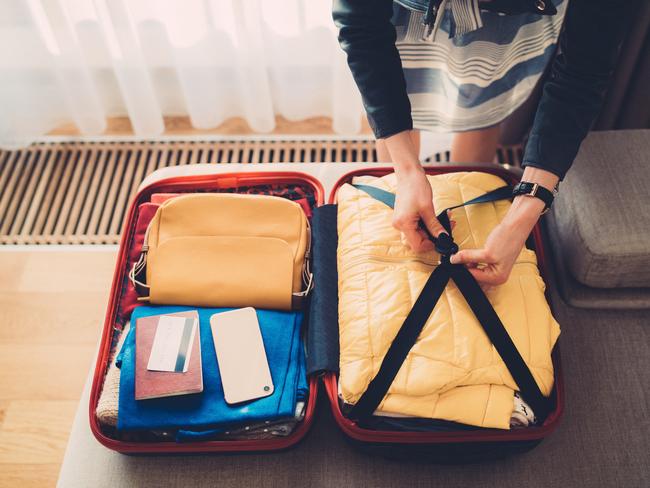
left=348, top=183, right=551, bottom=425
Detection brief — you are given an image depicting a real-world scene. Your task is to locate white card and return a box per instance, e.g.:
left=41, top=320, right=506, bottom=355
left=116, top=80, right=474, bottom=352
left=147, top=316, right=197, bottom=373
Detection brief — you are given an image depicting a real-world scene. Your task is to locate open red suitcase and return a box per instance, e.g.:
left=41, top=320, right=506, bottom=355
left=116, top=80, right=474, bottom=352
left=89, top=164, right=564, bottom=460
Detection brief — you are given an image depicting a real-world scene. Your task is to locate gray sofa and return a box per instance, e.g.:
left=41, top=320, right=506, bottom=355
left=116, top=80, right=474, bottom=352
left=547, top=130, right=650, bottom=309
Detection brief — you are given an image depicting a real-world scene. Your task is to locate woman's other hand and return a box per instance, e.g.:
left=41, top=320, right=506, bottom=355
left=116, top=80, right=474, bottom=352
left=450, top=167, right=559, bottom=285
left=450, top=219, right=530, bottom=285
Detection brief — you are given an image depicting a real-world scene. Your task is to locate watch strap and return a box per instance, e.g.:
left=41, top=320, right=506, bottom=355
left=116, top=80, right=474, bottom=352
left=512, top=182, right=555, bottom=212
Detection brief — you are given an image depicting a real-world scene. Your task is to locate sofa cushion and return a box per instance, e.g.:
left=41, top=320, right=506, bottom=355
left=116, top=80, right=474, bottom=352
left=545, top=212, right=650, bottom=309
left=551, top=130, right=650, bottom=288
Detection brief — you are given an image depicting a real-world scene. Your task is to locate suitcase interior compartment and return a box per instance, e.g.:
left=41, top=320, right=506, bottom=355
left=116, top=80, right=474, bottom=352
left=89, top=171, right=325, bottom=454
left=319, top=165, right=564, bottom=456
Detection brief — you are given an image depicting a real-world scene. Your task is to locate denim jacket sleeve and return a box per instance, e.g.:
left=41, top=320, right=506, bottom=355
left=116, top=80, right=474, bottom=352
left=333, top=0, right=413, bottom=139
left=522, top=0, right=628, bottom=179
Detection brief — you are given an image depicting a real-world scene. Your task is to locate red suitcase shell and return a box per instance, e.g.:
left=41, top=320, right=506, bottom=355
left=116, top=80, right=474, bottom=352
left=324, top=165, right=564, bottom=461
left=89, top=165, right=564, bottom=458
left=89, top=171, right=324, bottom=454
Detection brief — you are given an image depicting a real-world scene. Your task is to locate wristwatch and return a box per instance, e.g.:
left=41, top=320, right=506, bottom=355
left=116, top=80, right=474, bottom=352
left=512, top=182, right=557, bottom=213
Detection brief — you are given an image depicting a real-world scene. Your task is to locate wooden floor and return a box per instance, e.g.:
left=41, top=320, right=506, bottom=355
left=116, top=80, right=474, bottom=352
left=0, top=249, right=117, bottom=487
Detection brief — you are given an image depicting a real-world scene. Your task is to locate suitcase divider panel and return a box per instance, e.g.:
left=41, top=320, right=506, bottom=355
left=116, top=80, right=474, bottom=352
left=306, top=204, right=340, bottom=375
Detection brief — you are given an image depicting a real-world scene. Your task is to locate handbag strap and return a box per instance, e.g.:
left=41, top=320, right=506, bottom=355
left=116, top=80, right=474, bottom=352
left=348, top=182, right=551, bottom=424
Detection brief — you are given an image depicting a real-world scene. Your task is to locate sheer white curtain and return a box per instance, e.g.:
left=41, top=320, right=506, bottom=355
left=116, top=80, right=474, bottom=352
left=0, top=0, right=364, bottom=148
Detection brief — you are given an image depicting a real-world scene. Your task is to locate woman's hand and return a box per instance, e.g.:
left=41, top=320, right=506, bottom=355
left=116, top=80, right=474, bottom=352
left=450, top=218, right=531, bottom=285
left=450, top=167, right=559, bottom=285
left=393, top=167, right=445, bottom=252
left=382, top=131, right=446, bottom=252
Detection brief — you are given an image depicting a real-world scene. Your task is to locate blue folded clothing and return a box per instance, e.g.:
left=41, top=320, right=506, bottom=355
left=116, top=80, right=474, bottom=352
left=175, top=343, right=308, bottom=442
left=117, top=306, right=307, bottom=432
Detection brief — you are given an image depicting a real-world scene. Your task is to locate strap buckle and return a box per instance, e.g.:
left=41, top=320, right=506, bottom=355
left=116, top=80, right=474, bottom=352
left=434, top=232, right=459, bottom=258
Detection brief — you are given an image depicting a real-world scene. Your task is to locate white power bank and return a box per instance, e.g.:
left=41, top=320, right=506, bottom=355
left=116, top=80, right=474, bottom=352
left=210, top=308, right=274, bottom=404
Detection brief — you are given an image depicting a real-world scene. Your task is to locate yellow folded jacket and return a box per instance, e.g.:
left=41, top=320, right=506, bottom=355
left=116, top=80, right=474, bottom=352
left=337, top=172, right=560, bottom=429
left=135, top=193, right=310, bottom=310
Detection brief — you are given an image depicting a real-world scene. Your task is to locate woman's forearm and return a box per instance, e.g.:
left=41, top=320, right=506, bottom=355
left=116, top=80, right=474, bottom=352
left=449, top=166, right=560, bottom=284
left=384, top=131, right=422, bottom=176
left=386, top=130, right=559, bottom=243
left=387, top=134, right=560, bottom=230
left=502, top=167, right=559, bottom=236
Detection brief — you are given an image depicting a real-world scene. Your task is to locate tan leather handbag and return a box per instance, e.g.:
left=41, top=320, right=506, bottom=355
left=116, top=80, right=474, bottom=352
left=129, top=193, right=312, bottom=310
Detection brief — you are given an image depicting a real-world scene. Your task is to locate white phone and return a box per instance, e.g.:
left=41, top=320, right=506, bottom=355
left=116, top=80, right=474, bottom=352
left=210, top=308, right=274, bottom=404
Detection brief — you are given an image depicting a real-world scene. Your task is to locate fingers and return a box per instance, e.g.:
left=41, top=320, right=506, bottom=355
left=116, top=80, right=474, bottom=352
left=419, top=204, right=446, bottom=238
left=392, top=200, right=445, bottom=252
left=416, top=230, right=435, bottom=251
left=450, top=249, right=507, bottom=284
left=397, top=213, right=453, bottom=252
left=467, top=266, right=509, bottom=286
left=400, top=227, right=420, bottom=250
left=449, top=248, right=492, bottom=266
left=447, top=210, right=458, bottom=231
left=401, top=226, right=434, bottom=252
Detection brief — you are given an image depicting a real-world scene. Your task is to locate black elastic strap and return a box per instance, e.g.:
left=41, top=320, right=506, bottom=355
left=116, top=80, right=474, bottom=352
left=446, top=185, right=513, bottom=211
left=450, top=265, right=550, bottom=420
left=352, top=183, right=512, bottom=240
left=349, top=265, right=451, bottom=422
left=352, top=184, right=512, bottom=217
